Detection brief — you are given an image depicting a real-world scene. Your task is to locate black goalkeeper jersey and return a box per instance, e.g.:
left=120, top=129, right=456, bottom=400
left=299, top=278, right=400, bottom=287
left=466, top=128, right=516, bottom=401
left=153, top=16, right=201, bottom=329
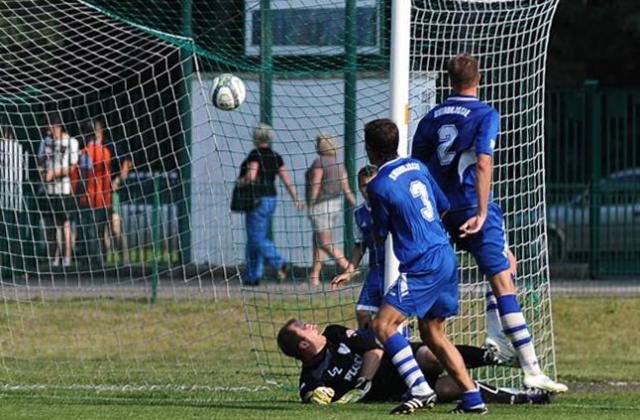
left=298, top=326, right=519, bottom=404
left=298, top=325, right=420, bottom=403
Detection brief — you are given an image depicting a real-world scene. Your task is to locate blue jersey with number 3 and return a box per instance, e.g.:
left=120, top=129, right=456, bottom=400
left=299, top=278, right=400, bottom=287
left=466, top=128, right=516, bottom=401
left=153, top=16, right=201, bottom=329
left=366, top=157, right=450, bottom=274
left=411, top=94, right=500, bottom=211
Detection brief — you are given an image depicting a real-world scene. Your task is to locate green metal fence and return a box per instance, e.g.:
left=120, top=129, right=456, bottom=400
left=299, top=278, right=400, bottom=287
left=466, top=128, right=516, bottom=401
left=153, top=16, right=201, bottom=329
left=545, top=85, right=640, bottom=276
left=4, top=85, right=640, bottom=278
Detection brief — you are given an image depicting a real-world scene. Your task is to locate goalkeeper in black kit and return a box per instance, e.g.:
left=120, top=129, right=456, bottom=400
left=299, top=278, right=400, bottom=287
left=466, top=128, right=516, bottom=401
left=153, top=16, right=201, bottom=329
left=277, top=319, right=552, bottom=406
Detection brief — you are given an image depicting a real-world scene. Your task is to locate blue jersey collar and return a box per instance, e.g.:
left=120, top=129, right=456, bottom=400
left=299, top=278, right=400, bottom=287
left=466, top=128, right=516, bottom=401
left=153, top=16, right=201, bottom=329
left=447, top=94, right=477, bottom=101
left=378, top=157, right=403, bottom=171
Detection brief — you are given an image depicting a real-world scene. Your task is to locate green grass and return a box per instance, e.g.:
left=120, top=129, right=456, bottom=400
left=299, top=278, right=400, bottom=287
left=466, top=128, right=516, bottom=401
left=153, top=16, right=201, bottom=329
left=0, top=296, right=638, bottom=418
left=0, top=298, right=260, bottom=387
left=108, top=249, right=180, bottom=264
left=554, top=297, right=640, bottom=382
left=0, top=388, right=638, bottom=419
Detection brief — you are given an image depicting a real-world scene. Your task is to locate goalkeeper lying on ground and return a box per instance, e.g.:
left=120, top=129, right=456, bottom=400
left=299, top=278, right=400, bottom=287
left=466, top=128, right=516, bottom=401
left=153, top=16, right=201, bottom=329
left=277, top=318, right=552, bottom=405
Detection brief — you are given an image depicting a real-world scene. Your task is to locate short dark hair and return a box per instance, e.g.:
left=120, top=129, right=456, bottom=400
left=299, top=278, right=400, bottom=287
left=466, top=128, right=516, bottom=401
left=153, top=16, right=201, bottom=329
left=364, top=118, right=399, bottom=160
left=81, top=119, right=95, bottom=141
left=357, top=165, right=377, bottom=180
left=1, top=125, right=15, bottom=140
left=277, top=318, right=303, bottom=360
left=48, top=113, right=63, bottom=128
left=447, top=53, right=479, bottom=90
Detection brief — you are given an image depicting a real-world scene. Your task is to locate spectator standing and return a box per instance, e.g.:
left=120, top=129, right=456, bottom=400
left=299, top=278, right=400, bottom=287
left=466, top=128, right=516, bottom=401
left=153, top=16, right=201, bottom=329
left=76, top=119, right=113, bottom=267
left=103, top=120, right=132, bottom=266
left=306, top=133, right=357, bottom=286
left=240, top=124, right=304, bottom=286
left=37, top=115, right=79, bottom=268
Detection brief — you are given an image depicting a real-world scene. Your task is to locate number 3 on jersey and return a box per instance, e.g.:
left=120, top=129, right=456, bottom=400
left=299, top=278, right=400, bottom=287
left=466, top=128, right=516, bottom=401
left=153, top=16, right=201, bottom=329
left=437, top=124, right=458, bottom=166
left=410, top=181, right=435, bottom=222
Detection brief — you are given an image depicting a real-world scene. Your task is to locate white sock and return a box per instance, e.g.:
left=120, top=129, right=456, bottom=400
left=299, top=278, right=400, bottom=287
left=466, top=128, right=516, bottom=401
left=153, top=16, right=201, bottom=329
left=485, top=288, right=505, bottom=341
left=497, top=294, right=542, bottom=376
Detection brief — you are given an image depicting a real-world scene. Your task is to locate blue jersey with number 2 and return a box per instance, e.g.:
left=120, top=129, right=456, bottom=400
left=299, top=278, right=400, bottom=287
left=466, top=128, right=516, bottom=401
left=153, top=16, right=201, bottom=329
left=411, top=94, right=500, bottom=211
left=366, top=157, right=450, bottom=275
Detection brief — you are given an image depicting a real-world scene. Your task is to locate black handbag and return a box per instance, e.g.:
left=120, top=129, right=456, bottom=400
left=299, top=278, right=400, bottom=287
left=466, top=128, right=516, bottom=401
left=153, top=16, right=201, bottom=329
left=230, top=181, right=260, bottom=212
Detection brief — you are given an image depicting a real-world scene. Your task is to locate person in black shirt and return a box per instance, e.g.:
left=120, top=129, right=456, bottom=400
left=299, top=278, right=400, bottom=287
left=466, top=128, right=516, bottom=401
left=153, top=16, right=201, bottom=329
left=240, top=124, right=304, bottom=285
left=277, top=318, right=552, bottom=406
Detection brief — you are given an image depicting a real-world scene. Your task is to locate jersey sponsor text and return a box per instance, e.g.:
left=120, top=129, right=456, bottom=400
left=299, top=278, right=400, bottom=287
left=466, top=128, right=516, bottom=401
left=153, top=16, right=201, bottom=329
left=389, top=162, right=420, bottom=181
left=434, top=106, right=471, bottom=118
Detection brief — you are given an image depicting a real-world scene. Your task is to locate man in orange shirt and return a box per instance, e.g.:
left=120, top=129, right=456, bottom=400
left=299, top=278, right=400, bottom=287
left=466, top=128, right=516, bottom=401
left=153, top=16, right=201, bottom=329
left=77, top=119, right=112, bottom=267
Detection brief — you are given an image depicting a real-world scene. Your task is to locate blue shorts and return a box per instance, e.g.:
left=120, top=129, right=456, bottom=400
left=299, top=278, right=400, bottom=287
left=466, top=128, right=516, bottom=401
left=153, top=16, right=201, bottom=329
left=383, top=246, right=459, bottom=320
left=356, top=266, right=385, bottom=313
left=443, top=202, right=510, bottom=277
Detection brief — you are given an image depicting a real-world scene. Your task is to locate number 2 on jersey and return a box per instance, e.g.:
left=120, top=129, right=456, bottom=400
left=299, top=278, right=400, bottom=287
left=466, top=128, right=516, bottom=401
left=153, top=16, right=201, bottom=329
left=437, top=124, right=458, bottom=166
left=410, top=181, right=435, bottom=222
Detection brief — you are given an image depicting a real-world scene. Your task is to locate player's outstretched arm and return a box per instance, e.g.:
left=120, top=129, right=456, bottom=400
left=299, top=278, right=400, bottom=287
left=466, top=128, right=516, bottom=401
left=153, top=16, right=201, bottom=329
left=330, top=243, right=365, bottom=290
left=335, top=348, right=382, bottom=404
left=330, top=272, right=351, bottom=290
left=359, top=348, right=383, bottom=380
left=334, top=377, right=372, bottom=404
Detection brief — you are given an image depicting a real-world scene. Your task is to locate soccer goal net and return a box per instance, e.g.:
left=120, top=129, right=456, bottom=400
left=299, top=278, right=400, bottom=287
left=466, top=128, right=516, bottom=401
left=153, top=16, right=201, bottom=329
left=408, top=0, right=560, bottom=388
left=0, top=0, right=558, bottom=393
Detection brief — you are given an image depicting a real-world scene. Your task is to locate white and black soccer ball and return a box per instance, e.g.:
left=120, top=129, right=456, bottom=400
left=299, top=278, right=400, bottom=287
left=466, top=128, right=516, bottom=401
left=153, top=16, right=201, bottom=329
left=210, top=73, right=246, bottom=111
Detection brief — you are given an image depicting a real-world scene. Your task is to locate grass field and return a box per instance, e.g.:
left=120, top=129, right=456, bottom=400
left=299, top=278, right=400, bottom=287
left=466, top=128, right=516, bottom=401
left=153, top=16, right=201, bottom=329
left=0, top=296, right=638, bottom=419
left=0, top=388, right=638, bottom=419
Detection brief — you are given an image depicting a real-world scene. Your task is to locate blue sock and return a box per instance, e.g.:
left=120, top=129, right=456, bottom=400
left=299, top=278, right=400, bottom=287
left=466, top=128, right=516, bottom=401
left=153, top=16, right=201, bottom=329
left=461, top=389, right=485, bottom=410
left=497, top=294, right=541, bottom=375
left=384, top=333, right=432, bottom=396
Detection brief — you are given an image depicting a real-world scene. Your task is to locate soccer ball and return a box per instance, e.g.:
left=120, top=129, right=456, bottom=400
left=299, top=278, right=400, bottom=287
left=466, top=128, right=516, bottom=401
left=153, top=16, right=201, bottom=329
left=210, top=73, right=246, bottom=111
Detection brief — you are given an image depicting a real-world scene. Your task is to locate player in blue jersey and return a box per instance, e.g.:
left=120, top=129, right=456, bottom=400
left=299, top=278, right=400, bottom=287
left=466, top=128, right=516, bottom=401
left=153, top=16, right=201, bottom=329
left=411, top=53, right=567, bottom=394
left=330, top=165, right=385, bottom=332
left=344, top=118, right=486, bottom=415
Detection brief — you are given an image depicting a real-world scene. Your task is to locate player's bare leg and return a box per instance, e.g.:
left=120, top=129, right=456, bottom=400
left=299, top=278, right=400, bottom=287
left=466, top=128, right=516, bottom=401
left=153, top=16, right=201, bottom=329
left=419, top=317, right=486, bottom=414
left=373, top=304, right=436, bottom=414
left=356, top=309, right=373, bottom=332
left=484, top=249, right=518, bottom=364
left=487, top=268, right=567, bottom=394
